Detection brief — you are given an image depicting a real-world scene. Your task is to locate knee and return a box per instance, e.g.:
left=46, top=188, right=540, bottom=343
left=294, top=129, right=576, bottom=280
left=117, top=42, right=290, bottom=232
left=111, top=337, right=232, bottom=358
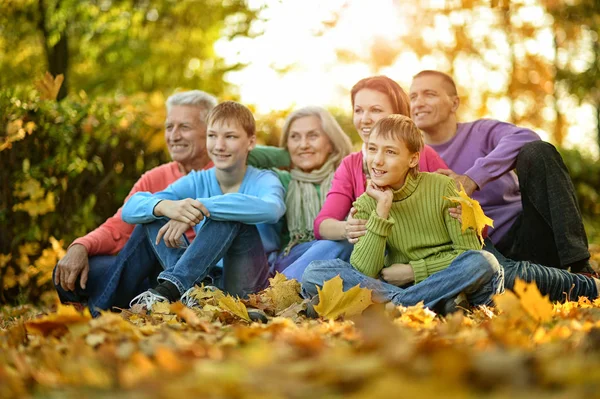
left=464, top=250, right=502, bottom=280
left=517, top=141, right=559, bottom=168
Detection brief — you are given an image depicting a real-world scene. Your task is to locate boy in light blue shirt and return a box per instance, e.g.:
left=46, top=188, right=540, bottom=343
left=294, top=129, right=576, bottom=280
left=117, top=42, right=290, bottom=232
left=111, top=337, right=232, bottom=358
left=90, top=101, right=285, bottom=314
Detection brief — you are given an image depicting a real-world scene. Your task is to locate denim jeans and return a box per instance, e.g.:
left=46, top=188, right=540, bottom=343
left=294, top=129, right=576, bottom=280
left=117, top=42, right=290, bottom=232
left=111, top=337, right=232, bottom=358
left=484, top=239, right=597, bottom=301
left=55, top=219, right=269, bottom=316
left=302, top=250, right=504, bottom=310
left=496, top=142, right=590, bottom=270
left=271, top=240, right=354, bottom=281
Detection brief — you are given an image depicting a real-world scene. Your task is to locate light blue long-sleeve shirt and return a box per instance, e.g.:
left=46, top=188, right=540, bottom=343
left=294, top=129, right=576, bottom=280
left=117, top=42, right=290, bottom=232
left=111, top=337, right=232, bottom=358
left=122, top=166, right=286, bottom=255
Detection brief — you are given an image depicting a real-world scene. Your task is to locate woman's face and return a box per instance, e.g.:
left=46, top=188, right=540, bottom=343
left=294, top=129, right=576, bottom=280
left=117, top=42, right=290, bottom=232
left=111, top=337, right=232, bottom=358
left=353, top=88, right=395, bottom=143
left=287, top=115, right=333, bottom=173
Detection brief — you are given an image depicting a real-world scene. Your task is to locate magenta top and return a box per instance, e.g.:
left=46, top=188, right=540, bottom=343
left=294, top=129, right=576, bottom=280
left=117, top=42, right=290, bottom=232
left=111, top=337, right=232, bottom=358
left=314, top=144, right=448, bottom=238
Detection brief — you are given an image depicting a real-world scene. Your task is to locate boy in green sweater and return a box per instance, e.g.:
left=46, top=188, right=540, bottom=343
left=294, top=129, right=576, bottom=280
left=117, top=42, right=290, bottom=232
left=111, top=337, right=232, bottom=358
left=302, top=115, right=504, bottom=313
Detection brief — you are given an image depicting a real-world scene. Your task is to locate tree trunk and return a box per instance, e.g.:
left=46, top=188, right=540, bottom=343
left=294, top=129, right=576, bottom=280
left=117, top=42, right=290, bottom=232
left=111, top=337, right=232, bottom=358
left=38, top=0, right=69, bottom=100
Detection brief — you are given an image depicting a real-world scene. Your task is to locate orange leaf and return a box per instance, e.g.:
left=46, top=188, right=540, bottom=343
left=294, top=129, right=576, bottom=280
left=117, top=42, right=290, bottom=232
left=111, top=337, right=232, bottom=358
left=25, top=303, right=91, bottom=336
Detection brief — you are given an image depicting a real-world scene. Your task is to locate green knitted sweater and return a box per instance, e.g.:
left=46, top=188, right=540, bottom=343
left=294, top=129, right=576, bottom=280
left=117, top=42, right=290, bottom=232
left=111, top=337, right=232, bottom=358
left=350, top=172, right=482, bottom=283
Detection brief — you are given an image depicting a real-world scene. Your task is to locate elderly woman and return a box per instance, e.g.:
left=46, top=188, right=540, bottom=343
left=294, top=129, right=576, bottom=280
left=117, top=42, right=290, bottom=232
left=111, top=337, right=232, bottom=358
left=265, top=106, right=354, bottom=278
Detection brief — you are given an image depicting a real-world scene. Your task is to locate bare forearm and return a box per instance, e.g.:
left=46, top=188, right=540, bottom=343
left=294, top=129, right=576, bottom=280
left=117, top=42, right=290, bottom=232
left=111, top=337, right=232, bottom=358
left=318, top=218, right=346, bottom=241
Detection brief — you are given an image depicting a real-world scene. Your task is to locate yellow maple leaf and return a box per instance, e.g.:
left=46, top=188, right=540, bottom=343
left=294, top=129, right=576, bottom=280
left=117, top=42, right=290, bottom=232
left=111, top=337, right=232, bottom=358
left=313, top=275, right=373, bottom=320
left=218, top=295, right=251, bottom=322
left=264, top=272, right=303, bottom=313
left=513, top=278, right=553, bottom=323
left=34, top=71, right=64, bottom=101
left=443, top=184, right=493, bottom=243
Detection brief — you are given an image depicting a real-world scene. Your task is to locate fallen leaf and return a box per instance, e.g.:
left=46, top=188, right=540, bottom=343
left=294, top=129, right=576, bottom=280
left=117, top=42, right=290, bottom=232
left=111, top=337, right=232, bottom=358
left=152, top=301, right=172, bottom=315
left=313, top=275, right=373, bottom=320
left=25, top=303, right=91, bottom=336
left=170, top=302, right=213, bottom=332
left=513, top=279, right=553, bottom=323
left=264, top=273, right=303, bottom=313
left=218, top=296, right=251, bottom=322
left=444, top=184, right=493, bottom=243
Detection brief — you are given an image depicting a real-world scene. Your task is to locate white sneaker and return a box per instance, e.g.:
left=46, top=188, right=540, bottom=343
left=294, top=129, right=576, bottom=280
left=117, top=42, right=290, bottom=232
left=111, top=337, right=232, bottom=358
left=129, top=289, right=168, bottom=310
left=180, top=285, right=218, bottom=308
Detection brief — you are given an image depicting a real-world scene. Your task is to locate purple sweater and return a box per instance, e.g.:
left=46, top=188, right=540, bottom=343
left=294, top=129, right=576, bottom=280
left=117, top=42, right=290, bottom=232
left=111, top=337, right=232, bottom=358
left=429, top=119, right=540, bottom=244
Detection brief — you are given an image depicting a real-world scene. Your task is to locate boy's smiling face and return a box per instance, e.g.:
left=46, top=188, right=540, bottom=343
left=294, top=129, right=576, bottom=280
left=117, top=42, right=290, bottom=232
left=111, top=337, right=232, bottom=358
left=207, top=119, right=256, bottom=173
left=366, top=132, right=420, bottom=190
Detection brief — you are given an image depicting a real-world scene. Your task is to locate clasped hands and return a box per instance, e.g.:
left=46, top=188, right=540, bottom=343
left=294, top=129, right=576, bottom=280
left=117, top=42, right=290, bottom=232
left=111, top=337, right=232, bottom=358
left=153, top=199, right=210, bottom=248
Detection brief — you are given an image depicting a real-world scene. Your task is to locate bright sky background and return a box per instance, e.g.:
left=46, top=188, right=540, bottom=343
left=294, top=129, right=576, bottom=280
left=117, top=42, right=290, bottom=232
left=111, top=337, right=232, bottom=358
left=214, top=0, right=599, bottom=159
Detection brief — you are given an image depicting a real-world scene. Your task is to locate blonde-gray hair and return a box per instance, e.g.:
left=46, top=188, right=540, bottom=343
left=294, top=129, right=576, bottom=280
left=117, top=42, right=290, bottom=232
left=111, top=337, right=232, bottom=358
left=166, top=90, right=218, bottom=123
left=280, top=106, right=353, bottom=168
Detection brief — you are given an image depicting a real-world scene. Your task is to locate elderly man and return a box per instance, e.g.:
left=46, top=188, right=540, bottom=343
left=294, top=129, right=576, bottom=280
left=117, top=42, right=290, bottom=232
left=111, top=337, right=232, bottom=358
left=54, top=90, right=217, bottom=304
left=408, top=70, right=598, bottom=301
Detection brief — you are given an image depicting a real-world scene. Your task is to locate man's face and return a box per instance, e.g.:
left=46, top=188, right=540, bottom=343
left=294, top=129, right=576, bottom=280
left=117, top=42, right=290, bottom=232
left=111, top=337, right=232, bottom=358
left=164, top=105, right=208, bottom=170
left=206, top=119, right=256, bottom=173
left=409, top=75, right=457, bottom=133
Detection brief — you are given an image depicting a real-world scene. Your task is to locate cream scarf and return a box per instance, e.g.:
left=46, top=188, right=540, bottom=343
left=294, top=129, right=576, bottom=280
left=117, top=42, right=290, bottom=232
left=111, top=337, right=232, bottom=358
left=284, top=158, right=336, bottom=254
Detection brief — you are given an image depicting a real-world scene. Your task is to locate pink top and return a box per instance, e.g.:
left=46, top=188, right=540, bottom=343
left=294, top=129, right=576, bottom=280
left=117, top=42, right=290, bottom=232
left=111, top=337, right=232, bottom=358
left=313, top=145, right=448, bottom=238
left=71, top=161, right=213, bottom=255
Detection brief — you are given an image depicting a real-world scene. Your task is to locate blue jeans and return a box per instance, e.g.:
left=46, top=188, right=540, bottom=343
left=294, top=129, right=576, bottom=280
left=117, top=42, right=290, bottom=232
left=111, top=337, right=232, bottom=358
left=55, top=219, right=269, bottom=316
left=271, top=240, right=354, bottom=281
left=302, top=250, right=504, bottom=310
left=483, top=239, right=597, bottom=301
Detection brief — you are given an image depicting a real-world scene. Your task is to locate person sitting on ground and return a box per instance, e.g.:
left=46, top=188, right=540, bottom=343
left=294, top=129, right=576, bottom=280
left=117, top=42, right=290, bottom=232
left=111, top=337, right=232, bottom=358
left=267, top=106, right=354, bottom=280
left=78, top=101, right=286, bottom=315
left=53, top=90, right=217, bottom=306
left=409, top=69, right=599, bottom=301
left=302, top=115, right=504, bottom=313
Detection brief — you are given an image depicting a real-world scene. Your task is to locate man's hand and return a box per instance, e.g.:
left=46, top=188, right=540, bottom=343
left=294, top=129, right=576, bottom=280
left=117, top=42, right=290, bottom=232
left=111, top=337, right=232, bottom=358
left=345, top=207, right=367, bottom=244
left=156, top=219, right=192, bottom=248
left=381, top=263, right=415, bottom=287
left=154, top=199, right=209, bottom=225
left=55, top=244, right=89, bottom=291
left=366, top=180, right=393, bottom=219
left=436, top=169, right=478, bottom=196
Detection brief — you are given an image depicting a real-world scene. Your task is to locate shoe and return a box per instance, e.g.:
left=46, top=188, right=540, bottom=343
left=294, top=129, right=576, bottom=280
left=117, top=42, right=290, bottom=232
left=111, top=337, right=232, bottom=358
left=129, top=289, right=169, bottom=310
left=180, top=287, right=201, bottom=308
left=247, top=308, right=268, bottom=323
left=436, top=293, right=469, bottom=316
left=304, top=296, right=320, bottom=319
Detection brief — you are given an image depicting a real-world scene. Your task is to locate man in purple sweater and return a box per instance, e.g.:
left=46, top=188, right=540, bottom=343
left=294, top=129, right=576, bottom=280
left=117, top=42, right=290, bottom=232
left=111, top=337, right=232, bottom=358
left=409, top=70, right=597, bottom=301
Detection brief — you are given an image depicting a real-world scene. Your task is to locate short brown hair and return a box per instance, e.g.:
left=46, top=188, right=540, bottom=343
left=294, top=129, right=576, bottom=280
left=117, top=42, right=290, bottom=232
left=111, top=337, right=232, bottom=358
left=413, top=70, right=458, bottom=96
left=371, top=114, right=423, bottom=178
left=351, top=76, right=410, bottom=116
left=207, top=101, right=256, bottom=137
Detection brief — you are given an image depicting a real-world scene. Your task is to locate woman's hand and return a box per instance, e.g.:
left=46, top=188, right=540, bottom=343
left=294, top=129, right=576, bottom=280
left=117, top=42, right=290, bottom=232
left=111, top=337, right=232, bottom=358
left=153, top=199, right=208, bottom=225
left=345, top=207, right=367, bottom=244
left=156, top=219, right=192, bottom=248
left=449, top=204, right=462, bottom=222
left=381, top=264, right=415, bottom=287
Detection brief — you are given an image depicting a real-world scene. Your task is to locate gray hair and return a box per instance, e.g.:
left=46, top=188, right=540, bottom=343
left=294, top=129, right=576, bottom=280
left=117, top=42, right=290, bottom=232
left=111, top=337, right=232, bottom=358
left=280, top=106, right=353, bottom=168
left=166, top=90, right=218, bottom=122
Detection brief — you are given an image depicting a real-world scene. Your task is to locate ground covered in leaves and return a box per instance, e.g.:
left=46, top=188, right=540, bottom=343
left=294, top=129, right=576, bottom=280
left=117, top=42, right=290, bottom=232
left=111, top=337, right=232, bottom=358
left=3, top=261, right=600, bottom=398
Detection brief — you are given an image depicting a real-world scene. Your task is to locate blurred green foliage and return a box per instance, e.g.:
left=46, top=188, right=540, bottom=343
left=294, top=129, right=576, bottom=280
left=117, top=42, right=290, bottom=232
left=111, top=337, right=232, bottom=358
left=0, top=0, right=260, bottom=99
left=0, top=87, right=168, bottom=304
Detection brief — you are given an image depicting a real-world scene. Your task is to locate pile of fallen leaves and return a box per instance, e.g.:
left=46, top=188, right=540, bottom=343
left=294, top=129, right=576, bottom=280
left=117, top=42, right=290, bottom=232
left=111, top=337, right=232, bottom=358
left=2, top=274, right=600, bottom=398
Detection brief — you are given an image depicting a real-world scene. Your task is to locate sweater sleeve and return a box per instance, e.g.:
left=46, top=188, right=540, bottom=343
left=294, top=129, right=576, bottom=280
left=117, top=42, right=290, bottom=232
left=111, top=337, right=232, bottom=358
left=121, top=172, right=199, bottom=224
left=465, top=120, right=540, bottom=189
left=71, top=166, right=171, bottom=255
left=200, top=171, right=286, bottom=224
left=314, top=157, right=356, bottom=238
left=349, top=195, right=394, bottom=278
left=420, top=144, right=448, bottom=172
left=247, top=145, right=291, bottom=169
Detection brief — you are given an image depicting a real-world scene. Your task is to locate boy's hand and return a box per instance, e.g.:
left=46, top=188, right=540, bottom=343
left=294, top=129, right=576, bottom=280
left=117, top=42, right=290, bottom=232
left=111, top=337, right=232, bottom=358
left=156, top=219, right=192, bottom=248
left=345, top=207, right=367, bottom=244
left=153, top=199, right=209, bottom=225
left=366, top=180, right=393, bottom=219
left=381, top=264, right=415, bottom=286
